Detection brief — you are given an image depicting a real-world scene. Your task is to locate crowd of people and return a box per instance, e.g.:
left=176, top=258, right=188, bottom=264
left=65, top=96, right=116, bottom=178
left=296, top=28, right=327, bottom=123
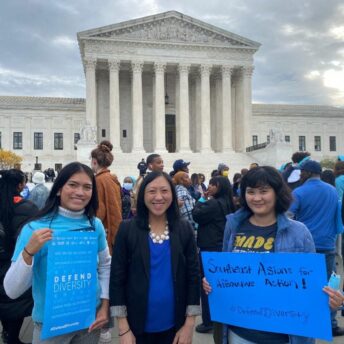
left=0, top=142, right=344, bottom=344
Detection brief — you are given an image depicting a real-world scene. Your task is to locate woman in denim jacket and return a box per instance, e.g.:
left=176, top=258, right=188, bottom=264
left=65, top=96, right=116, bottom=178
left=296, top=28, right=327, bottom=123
left=203, top=166, right=343, bottom=344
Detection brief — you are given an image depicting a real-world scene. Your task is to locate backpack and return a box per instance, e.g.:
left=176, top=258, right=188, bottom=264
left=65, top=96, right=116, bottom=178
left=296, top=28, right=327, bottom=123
left=0, top=221, right=11, bottom=261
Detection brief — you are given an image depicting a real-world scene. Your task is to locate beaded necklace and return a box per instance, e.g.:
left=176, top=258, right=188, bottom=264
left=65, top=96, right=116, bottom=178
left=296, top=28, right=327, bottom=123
left=148, top=221, right=169, bottom=244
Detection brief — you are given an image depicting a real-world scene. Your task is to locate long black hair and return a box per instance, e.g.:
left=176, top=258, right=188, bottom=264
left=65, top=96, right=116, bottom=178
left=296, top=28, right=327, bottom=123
left=136, top=171, right=180, bottom=230
left=208, top=176, right=236, bottom=213
left=240, top=166, right=292, bottom=214
left=0, top=169, right=25, bottom=229
left=31, top=162, right=98, bottom=223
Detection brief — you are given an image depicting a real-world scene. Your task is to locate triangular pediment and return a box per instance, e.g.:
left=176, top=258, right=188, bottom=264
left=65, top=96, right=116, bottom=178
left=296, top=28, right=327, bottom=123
left=78, top=11, right=260, bottom=49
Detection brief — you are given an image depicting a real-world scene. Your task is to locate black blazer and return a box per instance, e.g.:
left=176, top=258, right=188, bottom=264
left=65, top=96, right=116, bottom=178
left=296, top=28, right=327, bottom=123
left=109, top=218, right=200, bottom=336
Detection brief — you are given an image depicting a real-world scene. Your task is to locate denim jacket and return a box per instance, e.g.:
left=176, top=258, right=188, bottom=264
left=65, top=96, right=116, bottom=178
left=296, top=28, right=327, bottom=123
left=221, top=209, right=316, bottom=344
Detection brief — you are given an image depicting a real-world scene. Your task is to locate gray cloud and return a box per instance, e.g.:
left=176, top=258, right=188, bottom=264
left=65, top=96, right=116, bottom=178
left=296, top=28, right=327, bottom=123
left=0, top=0, right=343, bottom=105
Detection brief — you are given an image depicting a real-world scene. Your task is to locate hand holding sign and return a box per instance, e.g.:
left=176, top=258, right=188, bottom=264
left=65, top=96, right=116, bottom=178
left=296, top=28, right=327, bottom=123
left=323, top=286, right=344, bottom=310
left=25, top=228, right=52, bottom=254
left=202, top=277, right=211, bottom=295
left=88, top=299, right=109, bottom=332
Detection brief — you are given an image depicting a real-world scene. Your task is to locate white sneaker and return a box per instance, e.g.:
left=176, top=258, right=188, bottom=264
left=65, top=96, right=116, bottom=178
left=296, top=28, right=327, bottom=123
left=98, top=329, right=112, bottom=344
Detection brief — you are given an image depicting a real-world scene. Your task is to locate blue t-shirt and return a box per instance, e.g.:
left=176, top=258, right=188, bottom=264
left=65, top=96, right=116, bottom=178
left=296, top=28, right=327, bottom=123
left=144, top=237, right=175, bottom=332
left=290, top=178, right=338, bottom=250
left=12, top=212, right=107, bottom=322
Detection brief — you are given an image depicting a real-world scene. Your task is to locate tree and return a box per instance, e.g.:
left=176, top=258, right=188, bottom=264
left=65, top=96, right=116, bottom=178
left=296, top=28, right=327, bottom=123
left=320, top=157, right=336, bottom=170
left=0, top=149, right=23, bottom=170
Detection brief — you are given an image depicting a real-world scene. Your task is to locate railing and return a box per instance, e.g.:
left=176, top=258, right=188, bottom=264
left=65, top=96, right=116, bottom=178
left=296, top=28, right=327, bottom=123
left=246, top=142, right=268, bottom=152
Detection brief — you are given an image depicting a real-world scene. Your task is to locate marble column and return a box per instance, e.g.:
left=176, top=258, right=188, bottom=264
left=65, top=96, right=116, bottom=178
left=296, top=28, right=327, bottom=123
left=108, top=59, right=122, bottom=152
left=153, top=62, right=167, bottom=152
left=175, top=72, right=180, bottom=151
left=222, top=65, right=234, bottom=152
left=234, top=68, right=244, bottom=152
left=200, top=64, right=213, bottom=153
left=235, top=66, right=254, bottom=152
left=178, top=63, right=191, bottom=152
left=131, top=61, right=144, bottom=152
left=194, top=75, right=201, bottom=151
left=214, top=73, right=222, bottom=151
left=85, top=57, right=97, bottom=129
left=241, top=66, right=254, bottom=151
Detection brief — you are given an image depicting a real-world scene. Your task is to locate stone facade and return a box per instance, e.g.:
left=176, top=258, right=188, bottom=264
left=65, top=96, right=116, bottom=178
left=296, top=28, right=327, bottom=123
left=250, top=104, right=344, bottom=161
left=1, top=95, right=343, bottom=179
left=77, top=11, right=260, bottom=155
left=0, top=96, right=85, bottom=172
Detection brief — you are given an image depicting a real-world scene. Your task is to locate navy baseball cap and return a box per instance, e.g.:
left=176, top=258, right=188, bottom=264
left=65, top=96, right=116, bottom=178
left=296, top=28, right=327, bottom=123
left=300, top=160, right=321, bottom=174
left=173, top=159, right=190, bottom=171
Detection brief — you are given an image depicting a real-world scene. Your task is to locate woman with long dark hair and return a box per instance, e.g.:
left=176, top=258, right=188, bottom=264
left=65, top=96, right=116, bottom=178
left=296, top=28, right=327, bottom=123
left=4, top=162, right=111, bottom=343
left=192, top=176, right=236, bottom=334
left=110, top=171, right=200, bottom=344
left=0, top=169, right=39, bottom=344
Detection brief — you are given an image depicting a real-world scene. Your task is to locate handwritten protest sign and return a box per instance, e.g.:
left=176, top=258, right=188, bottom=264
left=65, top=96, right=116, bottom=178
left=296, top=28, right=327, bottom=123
left=41, top=231, right=98, bottom=339
left=202, top=252, right=332, bottom=341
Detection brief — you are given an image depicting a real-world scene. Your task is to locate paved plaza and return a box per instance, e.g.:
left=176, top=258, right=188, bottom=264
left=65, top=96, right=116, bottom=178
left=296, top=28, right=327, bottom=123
left=1, top=314, right=342, bottom=344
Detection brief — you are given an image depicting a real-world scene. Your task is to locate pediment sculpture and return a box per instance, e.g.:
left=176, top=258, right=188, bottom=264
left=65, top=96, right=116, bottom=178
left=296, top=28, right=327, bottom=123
left=79, top=121, right=97, bottom=144
left=92, top=18, right=247, bottom=46
left=269, top=128, right=285, bottom=144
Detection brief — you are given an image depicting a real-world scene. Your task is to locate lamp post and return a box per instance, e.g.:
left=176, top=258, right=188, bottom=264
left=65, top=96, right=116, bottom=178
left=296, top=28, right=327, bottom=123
left=34, top=156, right=40, bottom=171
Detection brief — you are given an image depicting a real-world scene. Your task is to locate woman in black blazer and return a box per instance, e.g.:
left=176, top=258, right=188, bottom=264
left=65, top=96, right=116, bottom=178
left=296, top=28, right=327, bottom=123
left=192, top=176, right=236, bottom=335
left=110, top=172, right=200, bottom=344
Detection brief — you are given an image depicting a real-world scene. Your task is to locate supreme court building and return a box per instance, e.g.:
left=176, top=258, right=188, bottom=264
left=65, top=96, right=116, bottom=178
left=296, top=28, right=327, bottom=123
left=0, top=11, right=343, bottom=178
left=78, top=11, right=259, bottom=155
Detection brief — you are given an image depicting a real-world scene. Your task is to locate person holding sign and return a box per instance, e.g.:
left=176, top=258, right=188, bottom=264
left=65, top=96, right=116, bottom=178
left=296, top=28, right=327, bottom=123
left=110, top=171, right=200, bottom=344
left=203, top=166, right=344, bottom=344
left=203, top=166, right=316, bottom=343
left=4, top=162, right=111, bottom=343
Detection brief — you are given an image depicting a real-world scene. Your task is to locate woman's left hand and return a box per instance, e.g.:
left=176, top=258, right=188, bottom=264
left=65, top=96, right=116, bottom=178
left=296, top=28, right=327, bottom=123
left=88, top=299, right=109, bottom=332
left=172, top=317, right=195, bottom=344
left=323, top=286, right=344, bottom=310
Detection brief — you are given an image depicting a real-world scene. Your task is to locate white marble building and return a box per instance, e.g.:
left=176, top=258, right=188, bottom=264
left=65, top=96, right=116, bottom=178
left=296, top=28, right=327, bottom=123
left=0, top=96, right=84, bottom=172
left=77, top=11, right=259, bottom=155
left=0, top=11, right=344, bottom=179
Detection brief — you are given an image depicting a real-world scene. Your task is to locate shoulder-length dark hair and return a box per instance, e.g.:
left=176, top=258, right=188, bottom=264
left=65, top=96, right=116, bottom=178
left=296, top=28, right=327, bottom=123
left=240, top=166, right=292, bottom=214
left=31, top=162, right=98, bottom=223
left=208, top=176, right=236, bottom=213
left=0, top=169, right=25, bottom=228
left=136, top=171, right=180, bottom=230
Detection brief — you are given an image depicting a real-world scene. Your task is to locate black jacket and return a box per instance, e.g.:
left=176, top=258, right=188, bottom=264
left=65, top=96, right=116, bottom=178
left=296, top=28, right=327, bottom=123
left=109, top=218, right=200, bottom=336
left=0, top=198, right=39, bottom=320
left=192, top=197, right=231, bottom=249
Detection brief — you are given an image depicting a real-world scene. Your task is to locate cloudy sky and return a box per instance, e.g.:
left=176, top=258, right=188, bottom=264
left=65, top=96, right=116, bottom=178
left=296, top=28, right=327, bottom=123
left=1, top=0, right=344, bottom=106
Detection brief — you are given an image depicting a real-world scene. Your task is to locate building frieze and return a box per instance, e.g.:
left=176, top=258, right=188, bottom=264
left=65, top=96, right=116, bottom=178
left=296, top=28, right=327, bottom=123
left=252, top=104, right=344, bottom=118
left=0, top=96, right=85, bottom=111
left=83, top=40, right=253, bottom=66
left=83, top=37, right=256, bottom=54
